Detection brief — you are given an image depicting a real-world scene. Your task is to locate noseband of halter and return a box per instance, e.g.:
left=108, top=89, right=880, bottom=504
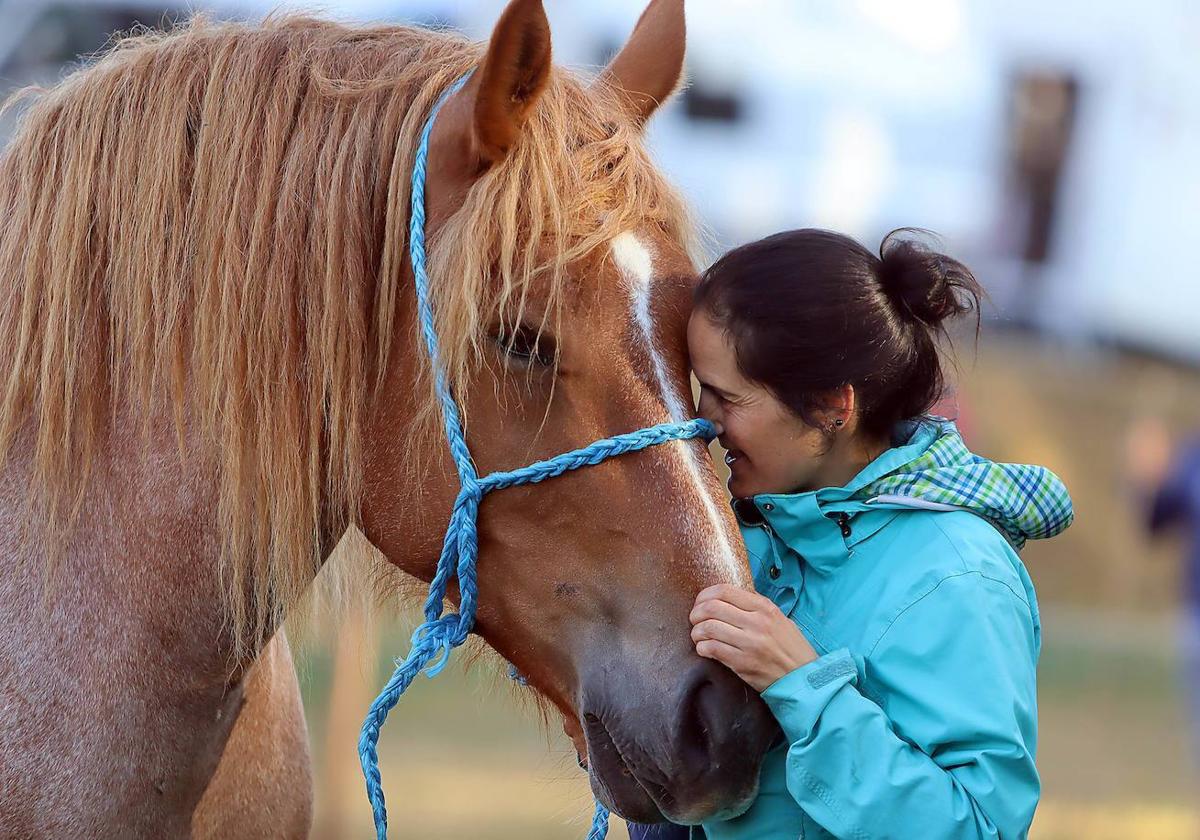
left=356, top=71, right=716, bottom=839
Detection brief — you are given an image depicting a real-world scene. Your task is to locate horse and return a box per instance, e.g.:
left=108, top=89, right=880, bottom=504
left=0, top=0, right=780, bottom=835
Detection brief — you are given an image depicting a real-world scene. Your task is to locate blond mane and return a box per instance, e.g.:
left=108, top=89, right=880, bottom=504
left=0, top=13, right=694, bottom=652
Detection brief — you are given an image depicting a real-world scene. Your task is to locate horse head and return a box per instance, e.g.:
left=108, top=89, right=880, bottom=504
left=361, top=0, right=779, bottom=824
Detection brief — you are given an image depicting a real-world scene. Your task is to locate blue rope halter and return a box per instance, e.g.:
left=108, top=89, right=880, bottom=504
left=357, top=70, right=716, bottom=839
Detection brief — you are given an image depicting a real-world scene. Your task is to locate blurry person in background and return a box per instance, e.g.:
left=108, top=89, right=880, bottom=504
left=1126, top=416, right=1200, bottom=769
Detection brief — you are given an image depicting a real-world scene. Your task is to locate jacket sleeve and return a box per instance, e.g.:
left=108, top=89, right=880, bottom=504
left=759, top=573, right=1040, bottom=840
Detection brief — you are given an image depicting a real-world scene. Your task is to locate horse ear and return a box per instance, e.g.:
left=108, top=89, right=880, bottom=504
left=599, top=0, right=686, bottom=126
left=467, top=0, right=552, bottom=165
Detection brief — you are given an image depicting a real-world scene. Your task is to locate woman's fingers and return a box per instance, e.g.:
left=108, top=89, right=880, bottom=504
left=689, top=596, right=756, bottom=629
left=690, top=617, right=748, bottom=647
left=694, top=583, right=766, bottom=612
left=694, top=637, right=743, bottom=669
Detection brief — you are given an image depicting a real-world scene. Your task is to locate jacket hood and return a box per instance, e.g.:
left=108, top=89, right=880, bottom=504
left=847, top=417, right=1074, bottom=549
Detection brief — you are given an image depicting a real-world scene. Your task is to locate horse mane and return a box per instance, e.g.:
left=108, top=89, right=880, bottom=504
left=0, top=13, right=694, bottom=652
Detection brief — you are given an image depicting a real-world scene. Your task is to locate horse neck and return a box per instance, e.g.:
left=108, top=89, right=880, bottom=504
left=0, top=400, right=299, bottom=682
left=0, top=400, right=303, bottom=831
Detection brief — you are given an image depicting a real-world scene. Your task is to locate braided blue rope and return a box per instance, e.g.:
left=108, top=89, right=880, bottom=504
left=357, top=69, right=716, bottom=839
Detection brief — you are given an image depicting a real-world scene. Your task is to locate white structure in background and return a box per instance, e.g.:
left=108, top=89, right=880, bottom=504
left=422, top=0, right=1200, bottom=361
left=0, top=0, right=1196, bottom=361
left=977, top=0, right=1200, bottom=359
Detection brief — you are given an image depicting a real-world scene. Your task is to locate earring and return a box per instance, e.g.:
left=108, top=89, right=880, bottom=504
left=834, top=418, right=845, bottom=427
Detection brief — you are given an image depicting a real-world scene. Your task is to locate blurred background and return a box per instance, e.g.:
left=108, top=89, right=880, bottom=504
left=2, top=1, right=1198, bottom=838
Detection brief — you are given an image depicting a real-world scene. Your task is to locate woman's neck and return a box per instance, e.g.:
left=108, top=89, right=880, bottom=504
left=804, top=432, right=891, bottom=493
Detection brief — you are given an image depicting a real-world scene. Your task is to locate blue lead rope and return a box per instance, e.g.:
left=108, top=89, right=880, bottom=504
left=357, top=70, right=717, bottom=839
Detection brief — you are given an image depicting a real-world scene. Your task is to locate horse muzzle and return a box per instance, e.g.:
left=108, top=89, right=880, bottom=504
left=578, top=656, right=780, bottom=825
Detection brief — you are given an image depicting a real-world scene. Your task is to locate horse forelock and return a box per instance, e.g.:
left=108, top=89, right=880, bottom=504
left=0, top=13, right=697, bottom=653
left=413, top=69, right=698, bottom=439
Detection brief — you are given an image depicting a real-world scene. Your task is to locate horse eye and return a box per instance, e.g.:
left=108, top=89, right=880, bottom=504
left=495, top=324, right=556, bottom=367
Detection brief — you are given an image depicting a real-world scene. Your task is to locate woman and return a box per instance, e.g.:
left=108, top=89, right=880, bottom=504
left=630, top=229, right=1073, bottom=840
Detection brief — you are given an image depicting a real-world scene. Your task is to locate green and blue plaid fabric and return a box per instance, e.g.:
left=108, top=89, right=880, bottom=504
left=854, top=417, right=1075, bottom=550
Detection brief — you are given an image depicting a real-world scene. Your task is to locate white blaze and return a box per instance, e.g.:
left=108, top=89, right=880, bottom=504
left=610, top=231, right=742, bottom=581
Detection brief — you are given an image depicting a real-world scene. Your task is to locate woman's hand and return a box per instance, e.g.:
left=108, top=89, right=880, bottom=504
left=690, top=584, right=819, bottom=692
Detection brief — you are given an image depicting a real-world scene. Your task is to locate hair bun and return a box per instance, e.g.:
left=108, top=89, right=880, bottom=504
left=877, top=230, right=978, bottom=328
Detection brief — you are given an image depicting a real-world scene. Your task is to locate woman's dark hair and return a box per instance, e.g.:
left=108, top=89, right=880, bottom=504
left=693, top=228, right=984, bottom=438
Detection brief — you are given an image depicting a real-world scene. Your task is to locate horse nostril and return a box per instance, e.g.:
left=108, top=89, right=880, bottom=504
left=675, top=672, right=720, bottom=771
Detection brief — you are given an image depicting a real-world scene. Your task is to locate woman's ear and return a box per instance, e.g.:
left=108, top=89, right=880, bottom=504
left=813, top=384, right=855, bottom=433
left=833, top=383, right=855, bottom=425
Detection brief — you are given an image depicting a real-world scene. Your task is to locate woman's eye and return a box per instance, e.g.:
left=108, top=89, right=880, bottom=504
left=698, top=384, right=729, bottom=410
left=705, top=386, right=730, bottom=405
left=495, top=324, right=557, bottom=367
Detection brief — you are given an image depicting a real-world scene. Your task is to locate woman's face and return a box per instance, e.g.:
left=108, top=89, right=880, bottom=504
left=687, top=310, right=829, bottom=498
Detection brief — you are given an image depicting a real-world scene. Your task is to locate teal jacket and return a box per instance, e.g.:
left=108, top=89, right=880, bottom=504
left=697, top=417, right=1074, bottom=840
